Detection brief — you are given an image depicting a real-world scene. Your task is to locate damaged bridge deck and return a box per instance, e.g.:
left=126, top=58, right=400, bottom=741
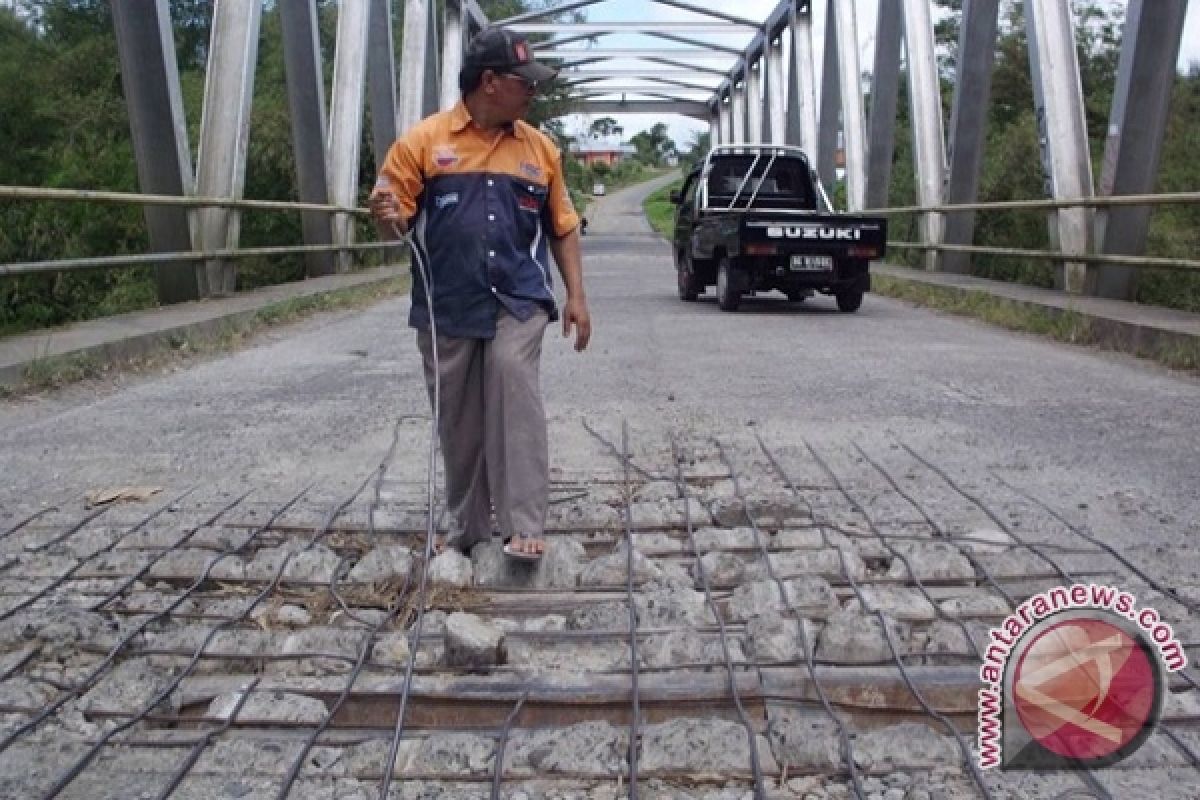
left=1, top=421, right=1198, bottom=799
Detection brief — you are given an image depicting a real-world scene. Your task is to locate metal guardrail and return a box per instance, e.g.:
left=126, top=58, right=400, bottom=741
left=869, top=192, right=1200, bottom=273
left=0, top=185, right=381, bottom=278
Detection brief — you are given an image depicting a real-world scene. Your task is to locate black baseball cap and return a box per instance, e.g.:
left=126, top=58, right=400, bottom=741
left=464, top=27, right=557, bottom=84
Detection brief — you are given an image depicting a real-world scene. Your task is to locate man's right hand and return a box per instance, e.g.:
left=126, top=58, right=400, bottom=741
left=369, top=185, right=407, bottom=237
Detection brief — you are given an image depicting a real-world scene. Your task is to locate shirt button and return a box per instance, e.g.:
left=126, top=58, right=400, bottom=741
left=488, top=214, right=495, bottom=221
left=488, top=250, right=496, bottom=258
left=487, top=179, right=494, bottom=187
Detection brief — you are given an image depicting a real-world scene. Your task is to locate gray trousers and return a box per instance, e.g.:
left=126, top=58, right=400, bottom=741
left=417, top=309, right=550, bottom=551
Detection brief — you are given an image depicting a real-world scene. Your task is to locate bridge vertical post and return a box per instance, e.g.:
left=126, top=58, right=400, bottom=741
left=710, top=116, right=720, bottom=148
left=111, top=0, right=200, bottom=303
left=765, top=33, right=787, bottom=145
left=367, top=0, right=398, bottom=167
left=831, top=0, right=867, bottom=212
left=816, top=3, right=841, bottom=194
left=865, top=0, right=902, bottom=212
left=328, top=1, right=371, bottom=272
left=943, top=0, right=1001, bottom=275
left=441, top=0, right=466, bottom=111
left=423, top=0, right=441, bottom=118
left=1026, top=0, right=1095, bottom=293
left=901, top=0, right=947, bottom=270
left=398, top=0, right=429, bottom=134
left=746, top=62, right=764, bottom=144
left=719, top=94, right=733, bottom=144
left=1095, top=0, right=1187, bottom=301
left=787, top=1, right=819, bottom=154
left=281, top=0, right=336, bottom=279
left=731, top=79, right=747, bottom=144
left=194, top=0, right=263, bottom=297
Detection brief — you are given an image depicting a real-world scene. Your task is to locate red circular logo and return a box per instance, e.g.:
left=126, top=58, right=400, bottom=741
left=1012, top=617, right=1158, bottom=763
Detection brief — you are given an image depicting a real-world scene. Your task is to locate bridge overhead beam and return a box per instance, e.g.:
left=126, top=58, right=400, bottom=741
left=1026, top=0, right=1095, bottom=293
left=112, top=0, right=200, bottom=303
left=866, top=0, right=903, bottom=211
left=328, top=1, right=371, bottom=272
left=787, top=2, right=819, bottom=154
left=282, top=0, right=335, bottom=278
left=902, top=0, right=947, bottom=269
left=1095, top=0, right=1188, bottom=301
left=398, top=0, right=429, bottom=134
left=943, top=0, right=1001, bottom=275
left=574, top=99, right=712, bottom=120
left=195, top=0, right=262, bottom=296
left=764, top=33, right=786, bottom=145
left=746, top=63, right=764, bottom=144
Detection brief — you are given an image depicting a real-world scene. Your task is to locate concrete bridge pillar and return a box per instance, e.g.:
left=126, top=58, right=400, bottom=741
left=281, top=0, right=336, bottom=278
left=398, top=0, right=429, bottom=134
left=194, top=0, right=262, bottom=297
left=902, top=0, right=947, bottom=270
left=441, top=1, right=466, bottom=110
left=787, top=1, right=818, bottom=155
left=745, top=62, right=764, bottom=145
left=943, top=0, right=1001, bottom=275
left=1095, top=0, right=1188, bottom=301
left=829, top=0, right=866, bottom=211
left=112, top=0, right=200, bottom=303
left=328, top=1, right=371, bottom=271
left=764, top=32, right=787, bottom=145
left=1026, top=0, right=1095, bottom=293
left=730, top=80, right=747, bottom=144
left=866, top=0, right=902, bottom=212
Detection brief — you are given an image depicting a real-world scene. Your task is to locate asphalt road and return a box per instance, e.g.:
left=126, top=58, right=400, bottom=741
left=2, top=172, right=1199, bottom=591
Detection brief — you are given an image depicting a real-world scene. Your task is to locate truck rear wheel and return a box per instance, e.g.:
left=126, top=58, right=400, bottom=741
left=836, top=287, right=864, bottom=313
left=677, top=253, right=700, bottom=302
left=716, top=257, right=741, bottom=312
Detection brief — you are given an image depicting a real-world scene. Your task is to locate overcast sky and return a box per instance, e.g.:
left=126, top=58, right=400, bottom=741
left=543, top=0, right=1200, bottom=149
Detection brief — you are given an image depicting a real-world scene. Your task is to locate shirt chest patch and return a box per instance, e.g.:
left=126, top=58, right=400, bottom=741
left=433, top=145, right=460, bottom=168
left=520, top=161, right=544, bottom=180
left=517, top=194, right=540, bottom=214
left=435, top=192, right=460, bottom=210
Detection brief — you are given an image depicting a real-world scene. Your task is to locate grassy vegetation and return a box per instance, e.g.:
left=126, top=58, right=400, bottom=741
left=643, top=179, right=683, bottom=239
left=4, top=273, right=410, bottom=398
left=873, top=274, right=1200, bottom=372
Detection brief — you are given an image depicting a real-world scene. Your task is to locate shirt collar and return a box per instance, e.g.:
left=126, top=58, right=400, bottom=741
left=450, top=101, right=526, bottom=140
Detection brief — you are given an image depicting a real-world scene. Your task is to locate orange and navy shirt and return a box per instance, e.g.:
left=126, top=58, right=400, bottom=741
left=375, top=101, right=579, bottom=338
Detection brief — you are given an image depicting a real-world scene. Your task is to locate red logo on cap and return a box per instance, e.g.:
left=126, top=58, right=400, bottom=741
left=514, top=41, right=529, bottom=63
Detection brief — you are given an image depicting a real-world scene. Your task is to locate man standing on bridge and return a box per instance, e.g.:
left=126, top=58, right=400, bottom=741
left=370, top=27, right=591, bottom=561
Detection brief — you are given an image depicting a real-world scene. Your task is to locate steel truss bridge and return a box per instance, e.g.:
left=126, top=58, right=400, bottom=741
left=0, top=0, right=1196, bottom=306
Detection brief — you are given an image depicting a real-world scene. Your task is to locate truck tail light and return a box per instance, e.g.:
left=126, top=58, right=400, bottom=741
left=744, top=243, right=777, bottom=256
left=848, top=246, right=881, bottom=259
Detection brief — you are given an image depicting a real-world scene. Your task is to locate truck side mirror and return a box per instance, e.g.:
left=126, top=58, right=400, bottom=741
left=669, top=190, right=682, bottom=204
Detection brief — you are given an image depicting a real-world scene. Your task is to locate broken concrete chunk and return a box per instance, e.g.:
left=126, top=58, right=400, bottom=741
left=885, top=541, right=976, bottom=582
left=639, top=628, right=747, bottom=669
left=371, top=633, right=412, bottom=667
left=208, top=690, right=327, bottom=724
left=443, top=612, right=505, bottom=668
left=472, top=537, right=584, bottom=589
left=692, top=526, right=768, bottom=553
left=746, top=609, right=817, bottom=663
left=845, top=586, right=939, bottom=621
left=639, top=717, right=778, bottom=774
left=635, top=587, right=716, bottom=628
left=816, top=608, right=911, bottom=664
left=579, top=548, right=662, bottom=587
left=766, top=706, right=845, bottom=771
left=768, top=547, right=867, bottom=582
left=504, top=720, right=629, bottom=776
left=277, top=627, right=367, bottom=675
left=428, top=549, right=473, bottom=588
left=854, top=722, right=958, bottom=771
left=347, top=546, right=413, bottom=583
left=567, top=601, right=632, bottom=632
left=400, top=732, right=495, bottom=775
left=727, top=576, right=838, bottom=622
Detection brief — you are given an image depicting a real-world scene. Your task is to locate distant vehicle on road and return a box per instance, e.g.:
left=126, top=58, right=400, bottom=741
left=671, top=145, right=887, bottom=312
left=591, top=182, right=606, bottom=196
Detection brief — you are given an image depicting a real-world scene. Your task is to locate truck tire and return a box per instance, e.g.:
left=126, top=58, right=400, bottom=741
left=835, top=287, right=864, bottom=313
left=677, top=253, right=700, bottom=302
left=716, top=257, right=741, bottom=312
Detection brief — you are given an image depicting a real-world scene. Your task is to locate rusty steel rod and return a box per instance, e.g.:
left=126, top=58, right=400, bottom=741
left=620, top=420, right=643, bottom=800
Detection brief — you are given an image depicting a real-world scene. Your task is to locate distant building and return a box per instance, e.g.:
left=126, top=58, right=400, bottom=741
left=569, top=134, right=637, bottom=167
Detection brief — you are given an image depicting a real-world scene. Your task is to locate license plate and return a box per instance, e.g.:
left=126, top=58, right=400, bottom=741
left=790, top=254, right=833, bottom=272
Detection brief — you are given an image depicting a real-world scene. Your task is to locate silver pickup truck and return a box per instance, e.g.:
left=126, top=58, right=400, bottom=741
left=671, top=145, right=887, bottom=312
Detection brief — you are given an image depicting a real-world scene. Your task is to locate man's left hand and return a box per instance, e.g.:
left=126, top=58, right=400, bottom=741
left=562, top=297, right=591, bottom=352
